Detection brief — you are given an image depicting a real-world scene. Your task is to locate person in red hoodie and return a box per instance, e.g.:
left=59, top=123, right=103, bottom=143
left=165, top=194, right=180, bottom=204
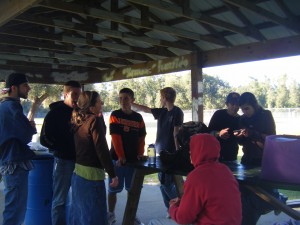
left=168, top=133, right=242, bottom=225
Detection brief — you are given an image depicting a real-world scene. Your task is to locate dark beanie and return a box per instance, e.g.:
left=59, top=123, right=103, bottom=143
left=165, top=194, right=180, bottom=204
left=5, top=73, right=29, bottom=88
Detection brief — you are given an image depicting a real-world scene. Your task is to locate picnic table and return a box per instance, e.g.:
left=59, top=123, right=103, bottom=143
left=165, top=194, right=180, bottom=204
left=123, top=157, right=300, bottom=225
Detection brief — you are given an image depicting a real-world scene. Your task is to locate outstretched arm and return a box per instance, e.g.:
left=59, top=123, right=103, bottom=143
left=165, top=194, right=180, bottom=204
left=131, top=103, right=152, bottom=113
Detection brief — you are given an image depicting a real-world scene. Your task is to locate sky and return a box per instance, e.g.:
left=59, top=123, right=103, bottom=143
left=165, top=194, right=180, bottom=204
left=202, top=55, right=300, bottom=87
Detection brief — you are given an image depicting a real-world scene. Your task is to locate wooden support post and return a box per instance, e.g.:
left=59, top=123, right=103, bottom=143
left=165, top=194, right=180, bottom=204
left=122, top=169, right=145, bottom=225
left=191, top=52, right=203, bottom=122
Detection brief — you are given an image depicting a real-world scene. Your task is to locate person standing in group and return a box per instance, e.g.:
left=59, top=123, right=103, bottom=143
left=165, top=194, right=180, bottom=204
left=237, top=92, right=279, bottom=225
left=0, top=73, right=37, bottom=225
left=107, top=88, right=146, bottom=225
left=238, top=92, right=276, bottom=166
left=132, top=87, right=184, bottom=218
left=70, top=91, right=118, bottom=225
left=40, top=80, right=82, bottom=225
left=208, top=92, right=240, bottom=162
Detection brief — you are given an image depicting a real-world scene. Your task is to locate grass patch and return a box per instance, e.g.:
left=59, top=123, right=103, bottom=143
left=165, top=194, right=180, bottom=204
left=144, top=174, right=159, bottom=184
left=279, top=190, right=300, bottom=200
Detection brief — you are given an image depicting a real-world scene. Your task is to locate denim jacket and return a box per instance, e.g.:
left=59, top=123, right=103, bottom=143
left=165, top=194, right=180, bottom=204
left=0, top=97, right=36, bottom=165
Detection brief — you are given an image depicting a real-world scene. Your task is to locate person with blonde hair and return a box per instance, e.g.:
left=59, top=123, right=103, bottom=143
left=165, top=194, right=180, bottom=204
left=71, top=91, right=118, bottom=225
left=132, top=87, right=184, bottom=218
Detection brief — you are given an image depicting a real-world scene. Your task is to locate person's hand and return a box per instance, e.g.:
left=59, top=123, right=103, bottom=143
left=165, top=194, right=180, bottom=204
left=219, top=128, right=230, bottom=140
left=234, top=129, right=246, bottom=138
left=169, top=197, right=180, bottom=207
left=110, top=176, right=118, bottom=188
left=116, top=157, right=126, bottom=166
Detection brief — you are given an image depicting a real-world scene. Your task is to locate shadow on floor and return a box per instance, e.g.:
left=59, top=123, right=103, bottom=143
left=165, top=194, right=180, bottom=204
left=0, top=180, right=297, bottom=225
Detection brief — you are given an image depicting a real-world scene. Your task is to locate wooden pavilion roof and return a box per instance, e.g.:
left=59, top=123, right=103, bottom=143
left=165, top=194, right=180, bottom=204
left=0, top=0, right=300, bottom=84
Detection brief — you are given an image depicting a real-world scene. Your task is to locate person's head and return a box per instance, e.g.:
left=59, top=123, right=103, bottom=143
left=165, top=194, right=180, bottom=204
left=119, top=88, right=134, bottom=112
left=77, top=91, right=103, bottom=115
left=160, top=87, right=176, bottom=107
left=63, top=80, right=82, bottom=108
left=189, top=133, right=220, bottom=167
left=3, top=73, right=30, bottom=99
left=225, top=92, right=240, bottom=116
left=238, top=92, right=260, bottom=118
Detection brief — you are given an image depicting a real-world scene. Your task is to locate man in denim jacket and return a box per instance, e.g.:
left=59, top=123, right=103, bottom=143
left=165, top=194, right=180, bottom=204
left=0, top=73, right=37, bottom=225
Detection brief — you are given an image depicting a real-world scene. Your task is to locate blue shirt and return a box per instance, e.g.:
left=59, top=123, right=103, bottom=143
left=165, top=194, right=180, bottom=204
left=151, top=106, right=184, bottom=153
left=0, top=97, right=36, bottom=167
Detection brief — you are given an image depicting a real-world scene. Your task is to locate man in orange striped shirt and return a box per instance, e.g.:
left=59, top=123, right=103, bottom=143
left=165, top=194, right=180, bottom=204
left=107, top=88, right=146, bottom=225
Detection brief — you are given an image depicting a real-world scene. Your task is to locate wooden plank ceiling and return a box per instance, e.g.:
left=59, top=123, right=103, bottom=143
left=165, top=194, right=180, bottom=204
left=0, top=0, right=300, bottom=84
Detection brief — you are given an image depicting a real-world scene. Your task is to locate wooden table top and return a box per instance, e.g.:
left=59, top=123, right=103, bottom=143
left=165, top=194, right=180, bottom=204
left=127, top=157, right=300, bottom=191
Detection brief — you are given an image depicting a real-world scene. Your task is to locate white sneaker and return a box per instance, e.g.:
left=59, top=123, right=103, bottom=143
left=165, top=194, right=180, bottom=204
left=166, top=211, right=171, bottom=219
left=108, top=212, right=116, bottom=225
left=134, top=217, right=144, bottom=225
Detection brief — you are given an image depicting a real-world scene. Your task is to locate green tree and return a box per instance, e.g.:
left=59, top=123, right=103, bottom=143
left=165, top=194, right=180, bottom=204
left=288, top=80, right=300, bottom=107
left=203, top=75, right=231, bottom=109
left=275, top=74, right=289, bottom=108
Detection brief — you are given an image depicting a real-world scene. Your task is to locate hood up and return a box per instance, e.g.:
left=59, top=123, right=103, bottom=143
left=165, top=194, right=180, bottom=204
left=190, top=133, right=220, bottom=167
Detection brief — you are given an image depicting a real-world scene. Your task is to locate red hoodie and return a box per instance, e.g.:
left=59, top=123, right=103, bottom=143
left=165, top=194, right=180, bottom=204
left=169, top=133, right=242, bottom=225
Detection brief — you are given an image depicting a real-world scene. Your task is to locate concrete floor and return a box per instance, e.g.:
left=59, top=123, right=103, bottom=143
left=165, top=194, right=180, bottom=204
left=0, top=179, right=298, bottom=225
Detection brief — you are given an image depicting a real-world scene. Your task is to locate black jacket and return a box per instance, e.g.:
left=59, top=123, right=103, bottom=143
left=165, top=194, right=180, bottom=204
left=238, top=108, right=276, bottom=166
left=40, top=101, right=75, bottom=160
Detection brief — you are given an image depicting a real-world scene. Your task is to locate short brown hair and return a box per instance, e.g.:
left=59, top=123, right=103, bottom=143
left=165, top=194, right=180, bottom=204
left=160, top=87, right=176, bottom=103
left=63, top=80, right=81, bottom=93
left=119, top=88, right=134, bottom=99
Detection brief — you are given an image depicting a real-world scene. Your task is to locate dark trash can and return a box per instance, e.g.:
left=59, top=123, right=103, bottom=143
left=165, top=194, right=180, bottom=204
left=25, top=151, right=53, bottom=225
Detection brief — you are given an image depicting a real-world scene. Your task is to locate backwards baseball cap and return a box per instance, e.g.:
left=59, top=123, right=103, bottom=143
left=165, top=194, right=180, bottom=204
left=226, top=92, right=240, bottom=104
left=5, top=73, right=28, bottom=88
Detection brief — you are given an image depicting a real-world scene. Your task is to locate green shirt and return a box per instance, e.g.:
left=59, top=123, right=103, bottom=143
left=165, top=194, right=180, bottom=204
left=75, top=163, right=105, bottom=181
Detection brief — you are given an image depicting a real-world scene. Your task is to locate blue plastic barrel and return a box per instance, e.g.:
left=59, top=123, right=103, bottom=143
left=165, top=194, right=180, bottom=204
left=25, top=152, right=54, bottom=225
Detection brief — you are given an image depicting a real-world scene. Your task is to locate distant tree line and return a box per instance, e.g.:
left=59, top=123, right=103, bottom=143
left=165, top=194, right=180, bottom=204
left=1, top=72, right=299, bottom=115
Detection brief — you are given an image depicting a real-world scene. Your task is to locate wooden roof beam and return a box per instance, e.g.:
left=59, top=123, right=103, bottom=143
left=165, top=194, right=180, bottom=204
left=38, top=0, right=224, bottom=46
left=224, top=2, right=266, bottom=41
left=0, top=52, right=115, bottom=69
left=14, top=15, right=194, bottom=51
left=0, top=0, right=41, bottom=26
left=0, top=28, right=175, bottom=58
left=127, top=0, right=260, bottom=40
left=224, top=0, right=300, bottom=34
left=0, top=35, right=133, bottom=65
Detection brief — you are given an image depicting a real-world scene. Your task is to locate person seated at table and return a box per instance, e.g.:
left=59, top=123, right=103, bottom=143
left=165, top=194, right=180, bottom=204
left=148, top=133, right=242, bottom=225
left=208, top=92, right=240, bottom=162
left=237, top=92, right=285, bottom=225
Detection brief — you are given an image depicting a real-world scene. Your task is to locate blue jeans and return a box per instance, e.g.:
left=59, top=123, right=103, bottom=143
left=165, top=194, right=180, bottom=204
left=2, top=167, right=29, bottom=225
left=70, top=173, right=108, bottom=225
left=51, top=158, right=74, bottom=225
left=158, top=172, right=178, bottom=209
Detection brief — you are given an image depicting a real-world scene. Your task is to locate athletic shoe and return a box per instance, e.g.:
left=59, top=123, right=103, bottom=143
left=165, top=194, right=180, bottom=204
left=134, top=217, right=144, bottom=225
left=108, top=212, right=116, bottom=225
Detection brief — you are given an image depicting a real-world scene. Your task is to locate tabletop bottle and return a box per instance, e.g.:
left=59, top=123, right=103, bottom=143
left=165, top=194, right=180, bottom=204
left=147, top=144, right=156, bottom=165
